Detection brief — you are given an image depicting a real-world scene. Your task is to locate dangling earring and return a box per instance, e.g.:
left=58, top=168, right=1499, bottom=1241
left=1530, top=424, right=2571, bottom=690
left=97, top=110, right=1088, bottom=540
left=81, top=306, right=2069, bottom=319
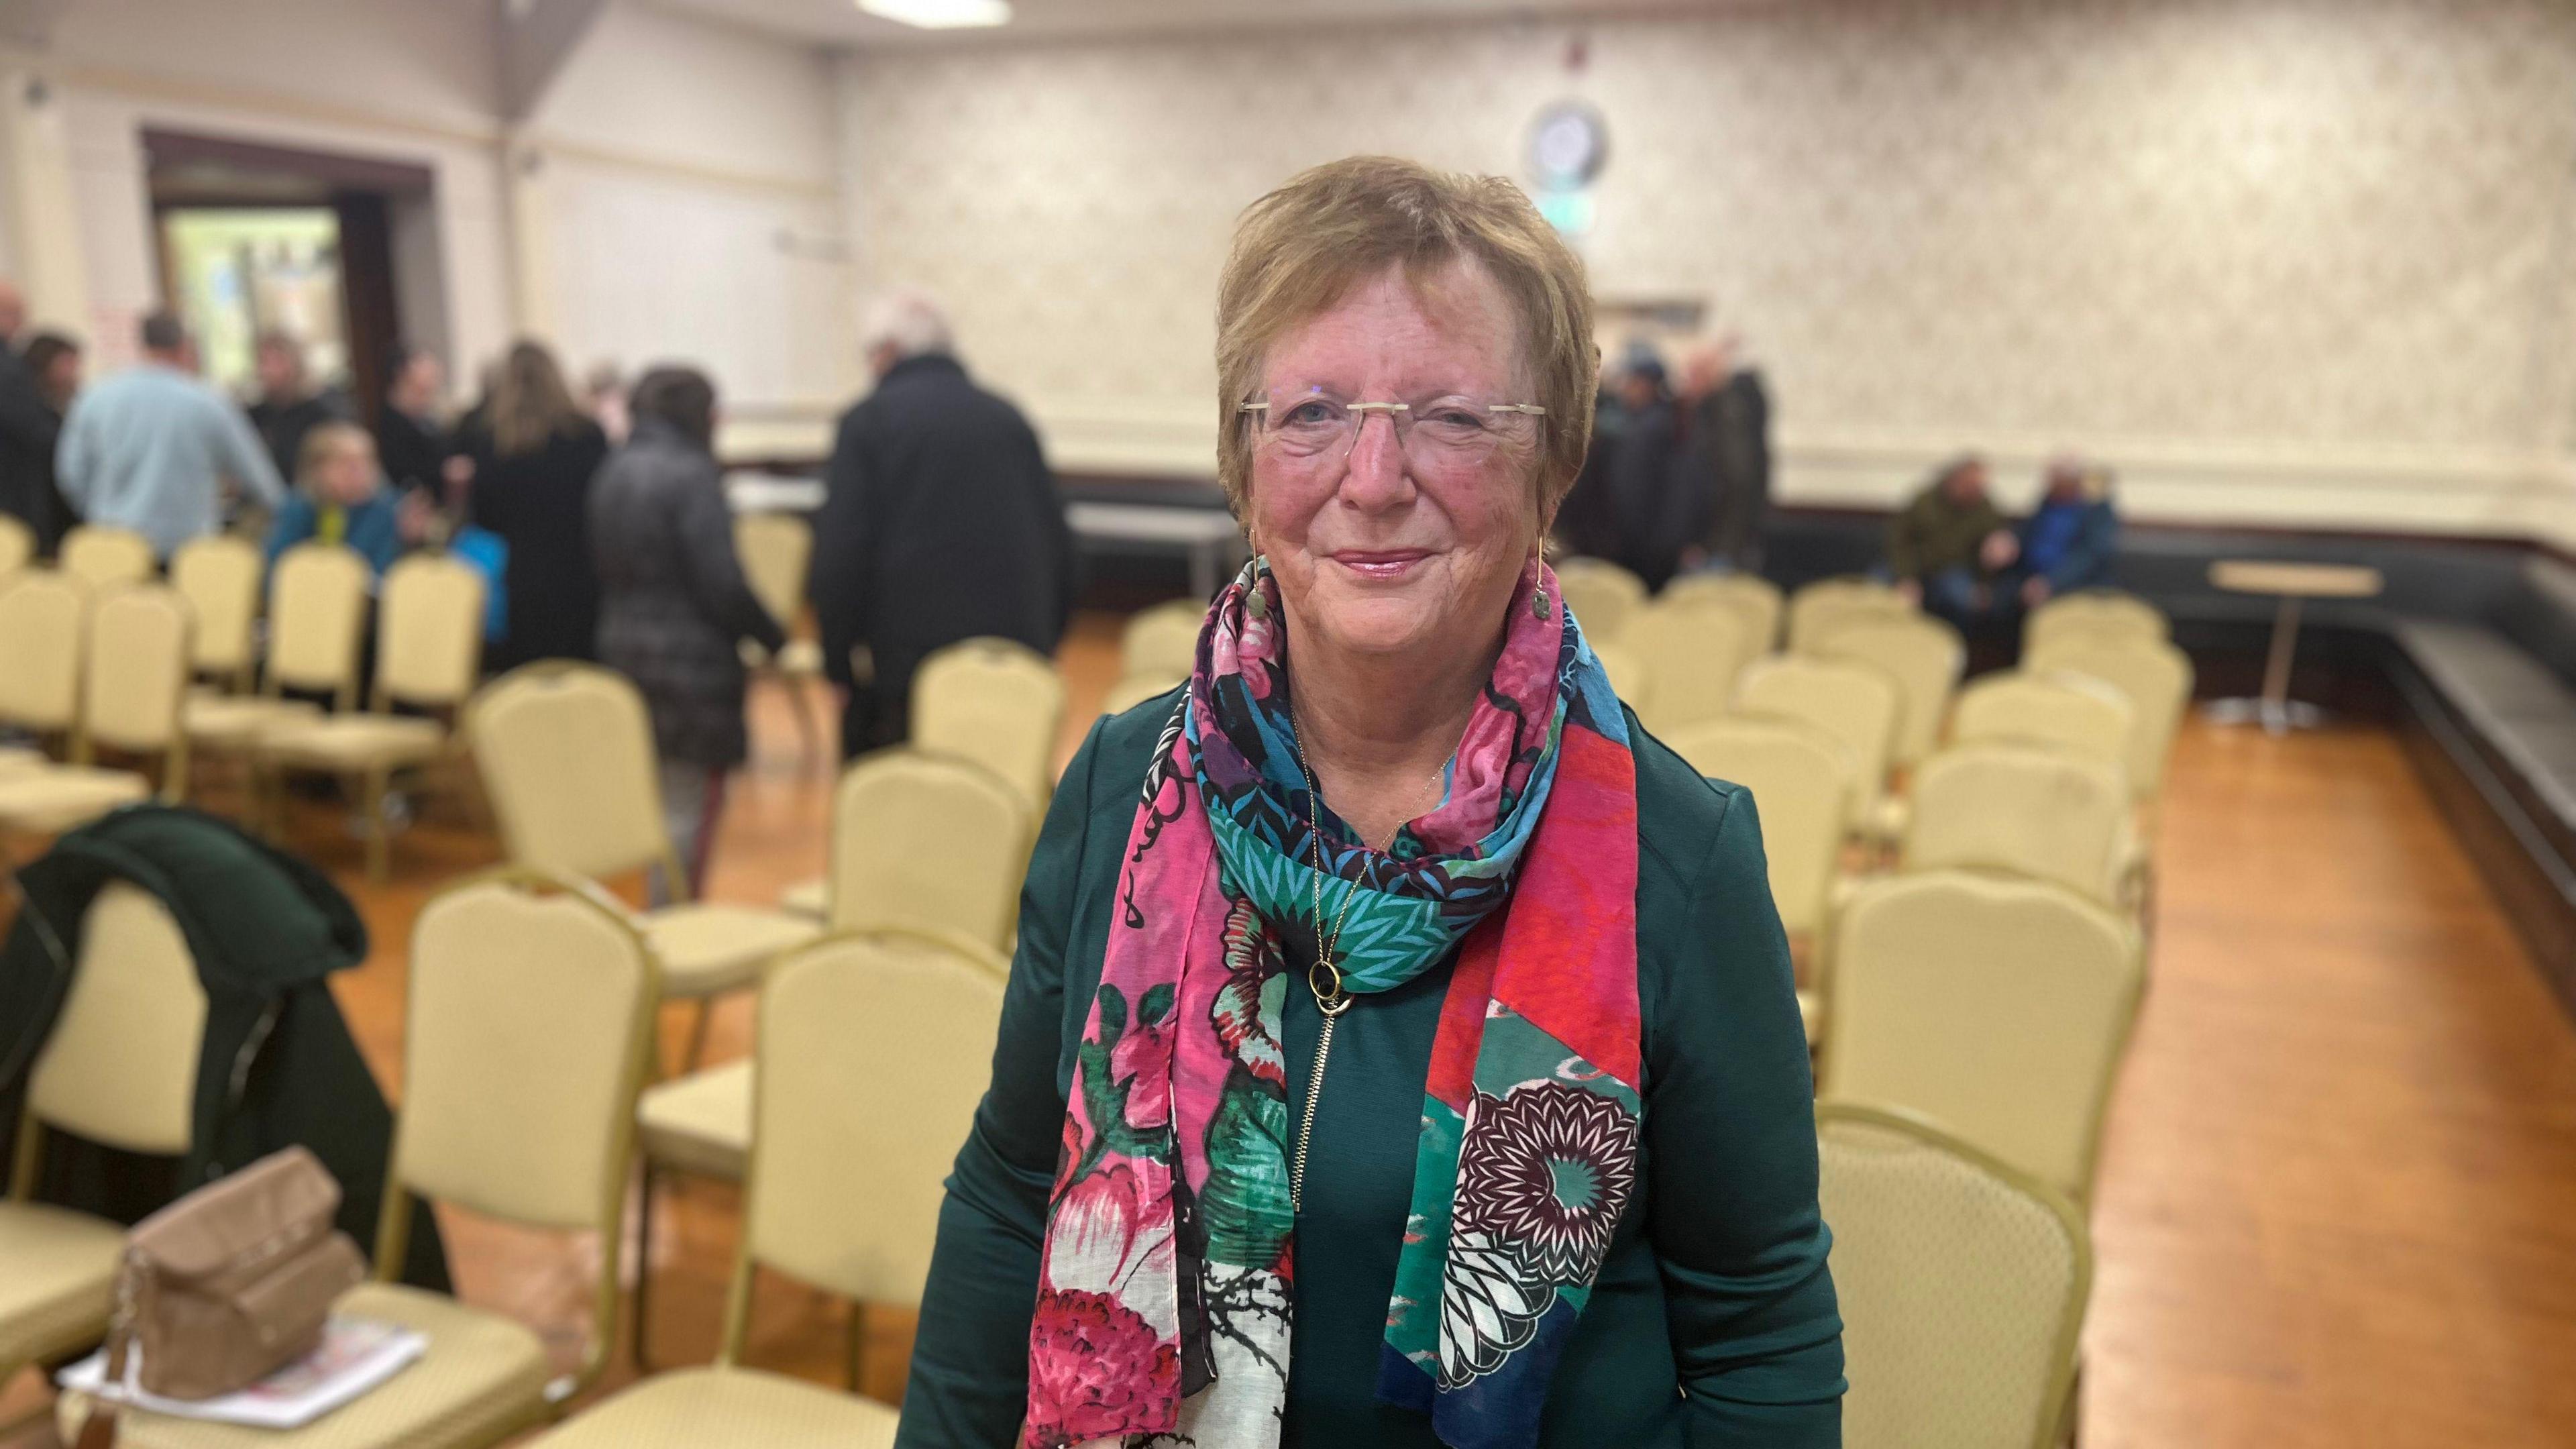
left=1529, top=551, right=1550, bottom=621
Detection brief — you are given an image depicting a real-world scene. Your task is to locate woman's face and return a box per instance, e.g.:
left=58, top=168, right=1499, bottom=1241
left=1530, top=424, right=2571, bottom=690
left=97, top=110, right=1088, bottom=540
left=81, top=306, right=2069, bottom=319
left=38, top=351, right=78, bottom=408
left=315, top=439, right=379, bottom=507
left=1248, top=260, right=1548, bottom=672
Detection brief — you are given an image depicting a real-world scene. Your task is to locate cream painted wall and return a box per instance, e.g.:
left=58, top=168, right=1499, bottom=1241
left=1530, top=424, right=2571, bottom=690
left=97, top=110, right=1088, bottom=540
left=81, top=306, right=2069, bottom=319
left=839, top=0, right=2576, bottom=535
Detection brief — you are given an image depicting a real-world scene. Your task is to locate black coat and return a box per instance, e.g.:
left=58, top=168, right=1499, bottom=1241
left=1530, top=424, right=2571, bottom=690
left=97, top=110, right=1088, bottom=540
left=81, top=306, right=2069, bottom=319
left=1680, top=369, right=1772, bottom=570
left=0, top=343, right=67, bottom=551
left=463, top=417, right=610, bottom=671
left=591, top=419, right=785, bottom=769
left=374, top=405, right=449, bottom=502
left=249, top=388, right=356, bottom=484
left=810, top=354, right=1072, bottom=755
left=0, top=807, right=448, bottom=1290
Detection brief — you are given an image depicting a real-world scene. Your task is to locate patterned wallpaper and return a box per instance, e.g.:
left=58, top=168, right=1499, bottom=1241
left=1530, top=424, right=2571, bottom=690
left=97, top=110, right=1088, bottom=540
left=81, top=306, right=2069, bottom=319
left=843, top=0, right=2576, bottom=521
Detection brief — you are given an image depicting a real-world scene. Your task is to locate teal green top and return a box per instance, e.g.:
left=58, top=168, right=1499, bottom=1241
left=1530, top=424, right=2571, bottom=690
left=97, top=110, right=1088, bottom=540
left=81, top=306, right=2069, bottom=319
left=895, top=696, right=1844, bottom=1448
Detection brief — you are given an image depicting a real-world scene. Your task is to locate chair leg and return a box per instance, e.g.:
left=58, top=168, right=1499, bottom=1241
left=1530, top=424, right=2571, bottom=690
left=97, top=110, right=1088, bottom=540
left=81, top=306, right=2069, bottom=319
left=847, top=1299, right=867, bottom=1393
left=788, top=674, right=823, bottom=774
left=681, top=998, right=714, bottom=1074
left=632, top=1161, right=661, bottom=1373
left=362, top=767, right=391, bottom=884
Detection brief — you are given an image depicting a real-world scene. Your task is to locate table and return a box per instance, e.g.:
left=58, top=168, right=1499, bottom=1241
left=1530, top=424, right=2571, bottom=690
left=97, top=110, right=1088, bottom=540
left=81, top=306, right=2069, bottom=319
left=2204, top=559, right=2385, bottom=735
left=1067, top=501, right=1246, bottom=599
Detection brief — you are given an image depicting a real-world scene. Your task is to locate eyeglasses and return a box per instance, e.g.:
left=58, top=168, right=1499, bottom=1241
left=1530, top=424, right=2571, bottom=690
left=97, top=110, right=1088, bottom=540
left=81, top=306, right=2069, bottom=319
left=1238, top=386, right=1546, bottom=469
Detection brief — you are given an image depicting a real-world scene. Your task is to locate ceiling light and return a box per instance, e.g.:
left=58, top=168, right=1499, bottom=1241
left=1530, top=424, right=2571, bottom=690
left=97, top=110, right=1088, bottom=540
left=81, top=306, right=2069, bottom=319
left=857, top=0, right=1012, bottom=28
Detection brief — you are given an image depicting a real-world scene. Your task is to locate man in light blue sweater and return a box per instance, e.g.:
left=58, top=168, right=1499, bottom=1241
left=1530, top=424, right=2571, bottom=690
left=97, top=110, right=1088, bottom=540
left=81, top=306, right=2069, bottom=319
left=57, top=312, right=284, bottom=557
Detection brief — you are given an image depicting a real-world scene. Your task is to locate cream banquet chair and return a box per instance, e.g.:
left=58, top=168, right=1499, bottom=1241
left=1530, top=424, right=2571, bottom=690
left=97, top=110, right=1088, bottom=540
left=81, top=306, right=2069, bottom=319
left=255, top=553, right=486, bottom=881
left=1822, top=871, right=2142, bottom=1205
left=627, top=927, right=1007, bottom=1364
left=182, top=542, right=370, bottom=759
left=1121, top=597, right=1206, bottom=682
left=1817, top=1102, right=2091, bottom=1449
left=2027, top=634, right=2195, bottom=807
left=58, top=524, right=155, bottom=589
left=1903, top=741, right=2130, bottom=908
left=0, top=513, right=32, bottom=577
left=170, top=533, right=265, bottom=691
left=775, top=748, right=1033, bottom=946
left=59, top=870, right=663, bottom=1449
left=1661, top=570, right=1784, bottom=652
left=468, top=663, right=820, bottom=1062
left=1666, top=716, right=1857, bottom=1048
left=1624, top=598, right=1758, bottom=737
left=1590, top=638, right=1654, bottom=716
left=911, top=637, right=1065, bottom=812
left=1735, top=655, right=1901, bottom=839
left=0, top=585, right=193, bottom=837
left=1817, top=614, right=1966, bottom=767
left=1099, top=672, right=1183, bottom=718
left=0, top=568, right=86, bottom=745
left=1949, top=670, right=2135, bottom=773
left=2025, top=589, right=2167, bottom=655
left=3, top=885, right=207, bottom=1409
left=565, top=932, right=1006, bottom=1446
left=1786, top=576, right=1911, bottom=655
left=733, top=511, right=829, bottom=765
left=1554, top=556, right=1649, bottom=639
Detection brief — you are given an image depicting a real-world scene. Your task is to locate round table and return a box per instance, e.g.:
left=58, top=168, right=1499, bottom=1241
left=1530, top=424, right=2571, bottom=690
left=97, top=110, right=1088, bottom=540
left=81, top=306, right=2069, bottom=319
left=2203, top=559, right=2385, bottom=735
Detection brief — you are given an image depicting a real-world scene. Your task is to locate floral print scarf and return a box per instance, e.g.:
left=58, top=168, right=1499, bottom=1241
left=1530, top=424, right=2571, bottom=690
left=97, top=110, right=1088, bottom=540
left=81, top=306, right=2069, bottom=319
left=1026, top=558, right=1643, bottom=1449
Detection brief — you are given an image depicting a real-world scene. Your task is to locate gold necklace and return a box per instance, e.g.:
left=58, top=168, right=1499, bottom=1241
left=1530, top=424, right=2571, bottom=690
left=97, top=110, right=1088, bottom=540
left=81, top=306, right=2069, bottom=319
left=1285, top=717, right=1444, bottom=1216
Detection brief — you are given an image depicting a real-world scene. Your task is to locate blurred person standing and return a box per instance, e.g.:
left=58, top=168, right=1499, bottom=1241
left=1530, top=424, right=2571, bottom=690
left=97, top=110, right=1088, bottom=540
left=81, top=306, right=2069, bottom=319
left=1884, top=453, right=2017, bottom=625
left=56, top=313, right=284, bottom=557
left=265, top=421, right=429, bottom=580
left=590, top=366, right=783, bottom=898
left=0, top=282, right=71, bottom=549
left=1604, top=348, right=1686, bottom=588
left=456, top=341, right=611, bottom=669
left=2008, top=455, right=2121, bottom=610
left=374, top=343, right=451, bottom=503
left=246, top=329, right=355, bottom=485
left=1673, top=333, right=1771, bottom=575
left=812, top=288, right=1072, bottom=757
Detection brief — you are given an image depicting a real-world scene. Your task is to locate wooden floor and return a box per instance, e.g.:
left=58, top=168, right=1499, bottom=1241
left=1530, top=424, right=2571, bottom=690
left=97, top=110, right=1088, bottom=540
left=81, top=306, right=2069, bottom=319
left=11, top=610, right=2576, bottom=1446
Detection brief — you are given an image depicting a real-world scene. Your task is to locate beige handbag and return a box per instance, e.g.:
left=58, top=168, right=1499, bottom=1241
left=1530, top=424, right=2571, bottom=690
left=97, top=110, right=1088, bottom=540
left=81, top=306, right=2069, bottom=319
left=76, top=1146, right=366, bottom=1447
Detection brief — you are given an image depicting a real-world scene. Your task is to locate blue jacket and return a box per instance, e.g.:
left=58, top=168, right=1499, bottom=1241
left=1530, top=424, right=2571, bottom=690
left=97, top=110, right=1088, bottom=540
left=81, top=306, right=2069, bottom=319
left=265, top=492, right=403, bottom=579
left=2017, top=498, right=2119, bottom=592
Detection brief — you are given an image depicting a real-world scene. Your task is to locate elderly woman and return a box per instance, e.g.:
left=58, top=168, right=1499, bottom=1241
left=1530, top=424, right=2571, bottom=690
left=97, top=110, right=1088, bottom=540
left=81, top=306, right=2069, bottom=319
left=898, top=156, right=1841, bottom=1449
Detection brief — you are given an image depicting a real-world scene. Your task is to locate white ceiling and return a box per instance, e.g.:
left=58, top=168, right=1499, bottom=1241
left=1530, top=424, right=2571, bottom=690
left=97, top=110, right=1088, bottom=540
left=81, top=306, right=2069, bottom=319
left=649, top=0, right=1767, bottom=50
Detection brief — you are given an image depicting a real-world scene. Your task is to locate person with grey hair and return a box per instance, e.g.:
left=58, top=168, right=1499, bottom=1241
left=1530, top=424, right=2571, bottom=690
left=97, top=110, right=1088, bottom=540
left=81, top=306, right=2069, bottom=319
left=811, top=288, right=1073, bottom=756
left=56, top=312, right=285, bottom=555
left=0, top=277, right=68, bottom=549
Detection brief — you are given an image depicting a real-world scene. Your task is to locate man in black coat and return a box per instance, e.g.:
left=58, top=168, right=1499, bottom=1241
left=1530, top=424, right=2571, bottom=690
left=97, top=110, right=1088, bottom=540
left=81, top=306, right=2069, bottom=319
left=1674, top=335, right=1772, bottom=575
left=0, top=278, right=65, bottom=549
left=811, top=291, right=1074, bottom=758
left=246, top=329, right=354, bottom=484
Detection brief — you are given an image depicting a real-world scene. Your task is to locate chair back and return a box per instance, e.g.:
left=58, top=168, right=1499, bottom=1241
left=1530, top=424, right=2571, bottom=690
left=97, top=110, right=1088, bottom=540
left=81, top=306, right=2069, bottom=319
left=392, top=871, right=657, bottom=1234
left=1825, top=871, right=2140, bottom=1203
left=1101, top=673, right=1182, bottom=717
left=829, top=749, right=1032, bottom=951
left=1817, top=614, right=1964, bottom=765
left=2025, top=590, right=2165, bottom=655
left=0, top=568, right=87, bottom=734
left=267, top=542, right=370, bottom=705
left=468, top=664, right=672, bottom=883
left=58, top=525, right=155, bottom=589
left=0, top=513, right=32, bottom=577
left=1817, top=1102, right=2090, bottom=1449
left=1624, top=599, right=1757, bottom=736
left=1120, top=598, right=1205, bottom=682
left=1665, top=716, right=1856, bottom=937
left=1786, top=576, right=1909, bottom=655
left=1903, top=742, right=2129, bottom=905
left=1662, top=570, right=1783, bottom=651
left=2025, top=635, right=2194, bottom=801
left=733, top=512, right=813, bottom=633
left=724, top=930, right=1006, bottom=1353
left=19, top=884, right=207, bottom=1168
left=81, top=584, right=193, bottom=765
left=375, top=553, right=486, bottom=708
left=1735, top=655, right=1900, bottom=829
left=1589, top=638, right=1654, bottom=716
left=170, top=535, right=263, bottom=683
left=912, top=637, right=1063, bottom=810
left=1554, top=556, right=1649, bottom=640
left=1949, top=671, right=2133, bottom=773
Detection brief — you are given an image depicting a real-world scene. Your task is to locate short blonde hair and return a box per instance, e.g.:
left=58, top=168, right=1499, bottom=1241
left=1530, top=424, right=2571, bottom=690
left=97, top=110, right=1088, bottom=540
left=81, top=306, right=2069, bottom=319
left=296, top=420, right=375, bottom=490
left=1214, top=155, right=1597, bottom=520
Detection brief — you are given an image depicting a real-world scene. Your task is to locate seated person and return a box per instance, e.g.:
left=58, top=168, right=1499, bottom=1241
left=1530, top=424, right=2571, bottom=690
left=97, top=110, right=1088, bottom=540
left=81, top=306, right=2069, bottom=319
left=1886, top=453, right=2017, bottom=623
left=264, top=421, right=429, bottom=580
left=2010, top=457, right=2121, bottom=610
